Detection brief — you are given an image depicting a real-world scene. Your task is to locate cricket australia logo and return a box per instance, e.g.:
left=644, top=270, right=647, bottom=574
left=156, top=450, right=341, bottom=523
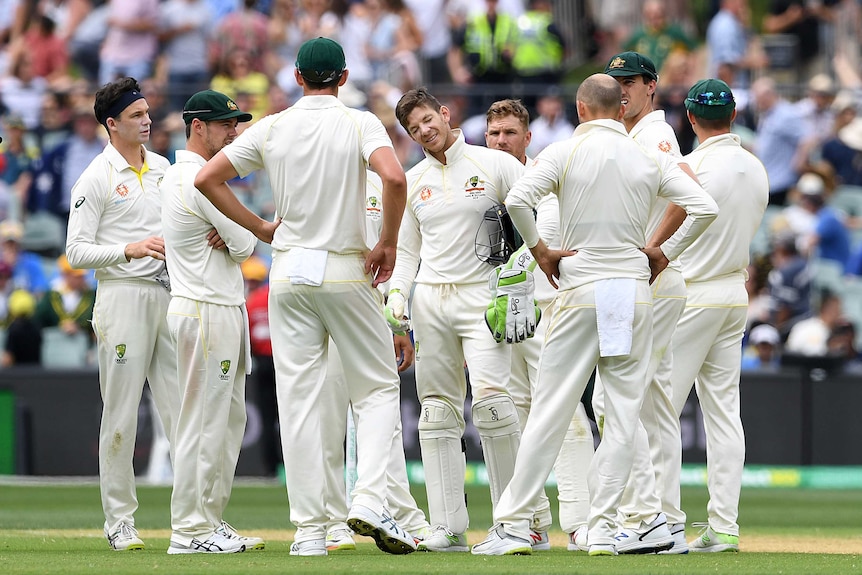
left=464, top=175, right=485, bottom=199
left=219, top=360, right=231, bottom=380
left=115, top=344, right=127, bottom=364
left=366, top=195, right=381, bottom=220
left=609, top=56, right=625, bottom=70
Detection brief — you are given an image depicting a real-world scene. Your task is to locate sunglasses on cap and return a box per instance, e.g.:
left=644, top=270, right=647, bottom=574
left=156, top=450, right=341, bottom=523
left=686, top=91, right=734, bottom=106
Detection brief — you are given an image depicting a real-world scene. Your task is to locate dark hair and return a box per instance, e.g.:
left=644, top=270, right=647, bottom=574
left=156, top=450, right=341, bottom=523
left=302, top=75, right=343, bottom=91
left=94, top=77, right=142, bottom=127
left=395, top=88, right=443, bottom=132
left=692, top=114, right=733, bottom=130
left=486, top=99, right=530, bottom=130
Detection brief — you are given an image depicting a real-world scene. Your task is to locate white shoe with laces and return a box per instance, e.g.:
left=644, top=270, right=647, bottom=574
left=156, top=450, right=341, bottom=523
left=567, top=525, right=589, bottom=551
left=614, top=512, right=674, bottom=554
left=167, top=531, right=247, bottom=554
left=216, top=521, right=265, bottom=550
left=658, top=523, right=689, bottom=554
left=325, top=527, right=356, bottom=551
left=107, top=522, right=144, bottom=551
left=289, top=538, right=327, bottom=556
left=347, top=505, right=416, bottom=554
left=471, top=525, right=533, bottom=556
left=417, top=525, right=469, bottom=552
left=529, top=528, right=550, bottom=550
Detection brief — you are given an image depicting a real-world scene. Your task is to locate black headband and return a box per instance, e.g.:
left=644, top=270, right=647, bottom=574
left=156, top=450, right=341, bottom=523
left=99, top=90, right=145, bottom=126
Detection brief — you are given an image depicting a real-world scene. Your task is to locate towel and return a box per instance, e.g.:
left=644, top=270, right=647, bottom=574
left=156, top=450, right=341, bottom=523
left=284, top=248, right=328, bottom=286
left=594, top=278, right=636, bottom=357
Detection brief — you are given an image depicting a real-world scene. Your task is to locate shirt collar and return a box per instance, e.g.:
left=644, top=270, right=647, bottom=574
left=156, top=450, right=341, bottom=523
left=695, top=132, right=741, bottom=150
left=103, top=142, right=150, bottom=171
left=423, top=129, right=466, bottom=165
left=294, top=94, right=346, bottom=110
left=174, top=149, right=207, bottom=166
left=629, top=110, right=666, bottom=139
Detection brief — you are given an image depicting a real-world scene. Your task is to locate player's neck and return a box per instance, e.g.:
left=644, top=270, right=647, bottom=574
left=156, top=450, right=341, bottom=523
left=625, top=108, right=652, bottom=132
left=113, top=139, right=145, bottom=170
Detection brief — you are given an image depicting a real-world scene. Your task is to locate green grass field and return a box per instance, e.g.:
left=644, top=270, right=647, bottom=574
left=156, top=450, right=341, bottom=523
left=1, top=481, right=860, bottom=574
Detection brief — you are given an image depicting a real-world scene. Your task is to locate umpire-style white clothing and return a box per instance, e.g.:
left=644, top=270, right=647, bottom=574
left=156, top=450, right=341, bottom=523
left=160, top=149, right=257, bottom=546
left=387, top=130, right=525, bottom=532
left=496, top=119, right=718, bottom=546
left=669, top=133, right=769, bottom=537
left=66, top=143, right=179, bottom=537
left=221, top=94, right=404, bottom=543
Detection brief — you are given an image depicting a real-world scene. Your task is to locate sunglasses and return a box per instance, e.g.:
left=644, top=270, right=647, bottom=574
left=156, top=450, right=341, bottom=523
left=686, top=91, right=734, bottom=106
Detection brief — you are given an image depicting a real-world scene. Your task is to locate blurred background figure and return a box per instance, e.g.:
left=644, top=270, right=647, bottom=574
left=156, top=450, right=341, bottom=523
left=785, top=290, right=844, bottom=356
left=2, top=288, right=42, bottom=367
left=512, top=0, right=565, bottom=112
left=741, top=323, right=782, bottom=371
left=34, top=254, right=95, bottom=339
left=0, top=219, right=48, bottom=296
left=98, top=0, right=160, bottom=85
left=623, top=0, right=696, bottom=76
left=526, top=89, right=573, bottom=158
left=159, top=0, right=214, bottom=113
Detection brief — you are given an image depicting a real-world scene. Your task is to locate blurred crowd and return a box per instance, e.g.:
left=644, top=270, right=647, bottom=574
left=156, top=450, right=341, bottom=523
left=2, top=0, right=862, bottom=371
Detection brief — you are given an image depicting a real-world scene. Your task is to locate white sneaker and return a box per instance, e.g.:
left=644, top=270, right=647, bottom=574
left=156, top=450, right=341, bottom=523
left=325, top=527, right=356, bottom=551
left=614, top=512, right=674, bottom=554
left=658, top=523, right=689, bottom=554
left=689, top=523, right=739, bottom=553
left=289, top=539, right=327, bottom=556
left=567, top=525, right=589, bottom=551
left=107, top=522, right=144, bottom=551
left=417, top=525, right=469, bottom=552
left=588, top=543, right=617, bottom=556
left=167, top=531, right=247, bottom=554
left=410, top=524, right=433, bottom=543
left=471, top=525, right=532, bottom=556
left=347, top=505, right=416, bottom=555
left=529, top=528, right=550, bottom=550
left=216, top=521, right=265, bottom=551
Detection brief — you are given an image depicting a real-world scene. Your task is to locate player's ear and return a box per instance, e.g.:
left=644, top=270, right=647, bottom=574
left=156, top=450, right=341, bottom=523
left=338, top=69, right=349, bottom=87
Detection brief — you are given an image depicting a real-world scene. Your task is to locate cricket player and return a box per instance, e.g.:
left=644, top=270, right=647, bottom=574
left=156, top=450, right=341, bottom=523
left=388, top=88, right=526, bottom=552
left=597, top=50, right=693, bottom=553
left=471, top=73, right=718, bottom=557
left=66, top=77, right=179, bottom=551
left=160, top=90, right=264, bottom=554
left=194, top=37, right=416, bottom=556
left=322, top=170, right=432, bottom=551
left=668, top=79, right=769, bottom=552
left=484, top=98, right=594, bottom=550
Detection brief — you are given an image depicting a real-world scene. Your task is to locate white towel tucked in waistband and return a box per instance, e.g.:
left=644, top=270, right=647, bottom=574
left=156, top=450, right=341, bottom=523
left=594, top=278, right=636, bottom=357
left=284, top=247, right=328, bottom=286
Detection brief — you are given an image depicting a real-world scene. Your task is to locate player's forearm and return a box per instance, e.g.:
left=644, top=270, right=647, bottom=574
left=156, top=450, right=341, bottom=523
left=380, top=180, right=406, bottom=247
left=506, top=197, right=540, bottom=248
left=648, top=203, right=687, bottom=248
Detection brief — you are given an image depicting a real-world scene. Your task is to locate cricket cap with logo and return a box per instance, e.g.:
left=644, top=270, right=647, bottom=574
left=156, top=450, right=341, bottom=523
left=604, top=51, right=658, bottom=81
left=296, top=37, right=346, bottom=84
left=182, top=90, right=252, bottom=125
left=685, top=79, right=736, bottom=120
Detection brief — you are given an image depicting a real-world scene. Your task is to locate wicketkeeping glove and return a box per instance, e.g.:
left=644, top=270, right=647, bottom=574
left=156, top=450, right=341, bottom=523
left=384, top=290, right=411, bottom=336
left=507, top=243, right=538, bottom=273
left=485, top=266, right=541, bottom=344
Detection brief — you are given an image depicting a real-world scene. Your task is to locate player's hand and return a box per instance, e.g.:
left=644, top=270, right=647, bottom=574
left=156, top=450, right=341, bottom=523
left=366, top=241, right=396, bottom=287
left=394, top=333, right=414, bottom=372
left=641, top=246, right=669, bottom=284
left=125, top=236, right=166, bottom=261
left=485, top=267, right=541, bottom=344
left=207, top=228, right=226, bottom=250
left=532, top=243, right=576, bottom=289
left=255, top=217, right=281, bottom=244
left=384, top=290, right=411, bottom=335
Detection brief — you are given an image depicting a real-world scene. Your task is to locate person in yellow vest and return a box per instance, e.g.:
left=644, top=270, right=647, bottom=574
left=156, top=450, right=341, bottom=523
left=447, top=0, right=518, bottom=116
left=512, top=0, right=565, bottom=112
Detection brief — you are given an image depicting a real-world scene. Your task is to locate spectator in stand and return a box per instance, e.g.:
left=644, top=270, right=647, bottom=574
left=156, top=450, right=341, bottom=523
left=0, top=51, right=48, bottom=130
left=512, top=0, right=565, bottom=111
left=0, top=113, right=38, bottom=205
left=27, top=106, right=104, bottom=234
left=0, top=260, right=13, bottom=320
left=526, top=89, right=573, bottom=158
left=741, top=323, right=782, bottom=371
left=244, top=255, right=281, bottom=478
left=34, top=253, right=95, bottom=339
left=34, top=90, right=72, bottom=153
left=786, top=290, right=844, bottom=356
left=768, top=233, right=812, bottom=337
left=98, top=0, right=159, bottom=85
left=763, top=0, right=839, bottom=78
left=746, top=256, right=773, bottom=330
left=795, top=172, right=851, bottom=270
left=21, top=12, right=69, bottom=85
left=706, top=0, right=768, bottom=89
left=159, top=0, right=214, bottom=113
left=268, top=0, right=304, bottom=79
left=66, top=0, right=108, bottom=84
left=796, top=75, right=837, bottom=149
left=210, top=0, right=271, bottom=76
left=821, top=114, right=862, bottom=188
left=827, top=319, right=859, bottom=366
left=623, top=0, right=697, bottom=75
left=447, top=0, right=518, bottom=117
left=0, top=219, right=48, bottom=295
left=751, top=76, right=812, bottom=206
left=404, top=0, right=451, bottom=84
left=211, top=49, right=270, bottom=125
left=296, top=0, right=341, bottom=42
left=1, top=288, right=42, bottom=366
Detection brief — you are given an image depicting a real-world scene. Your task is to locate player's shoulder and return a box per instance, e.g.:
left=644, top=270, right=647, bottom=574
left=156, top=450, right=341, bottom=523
left=146, top=150, right=171, bottom=170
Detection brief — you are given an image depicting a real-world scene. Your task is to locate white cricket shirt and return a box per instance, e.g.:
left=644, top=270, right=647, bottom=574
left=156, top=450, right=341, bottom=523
left=66, top=143, right=170, bottom=281
left=388, top=130, right=525, bottom=294
left=506, top=119, right=718, bottom=292
left=161, top=149, right=257, bottom=306
left=221, top=95, right=393, bottom=255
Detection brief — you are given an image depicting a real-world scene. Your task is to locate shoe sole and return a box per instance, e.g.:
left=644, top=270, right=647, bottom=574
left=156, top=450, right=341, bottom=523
left=617, top=538, right=675, bottom=554
left=417, top=544, right=469, bottom=552
left=248, top=542, right=266, bottom=551
left=347, top=517, right=416, bottom=555
left=326, top=543, right=356, bottom=551
left=113, top=543, right=145, bottom=551
left=588, top=550, right=615, bottom=556
left=167, top=543, right=246, bottom=555
left=532, top=543, right=551, bottom=551
left=690, top=545, right=739, bottom=553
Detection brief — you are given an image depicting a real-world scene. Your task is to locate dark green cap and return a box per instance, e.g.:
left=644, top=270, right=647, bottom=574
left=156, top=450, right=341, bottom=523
left=604, top=51, right=658, bottom=81
left=183, top=90, right=252, bottom=125
left=684, top=79, right=736, bottom=120
left=296, top=37, right=346, bottom=84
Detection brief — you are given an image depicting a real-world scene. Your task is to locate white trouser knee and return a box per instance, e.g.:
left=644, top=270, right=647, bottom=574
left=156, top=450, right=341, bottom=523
left=418, top=397, right=468, bottom=533
left=471, top=393, right=521, bottom=510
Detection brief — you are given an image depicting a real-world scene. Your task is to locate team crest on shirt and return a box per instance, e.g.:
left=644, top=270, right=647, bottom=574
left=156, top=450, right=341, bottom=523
left=415, top=186, right=434, bottom=213
left=419, top=187, right=432, bottom=201
left=464, top=175, right=485, bottom=199
left=366, top=195, right=381, bottom=221
left=115, top=344, right=127, bottom=364
left=115, top=183, right=129, bottom=197
left=657, top=140, right=673, bottom=153
left=220, top=360, right=231, bottom=380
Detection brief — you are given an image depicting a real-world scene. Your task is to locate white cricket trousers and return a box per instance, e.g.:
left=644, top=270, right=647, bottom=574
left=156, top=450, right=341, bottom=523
left=509, top=299, right=594, bottom=532
left=269, top=252, right=403, bottom=543
left=92, top=279, right=178, bottom=535
left=322, top=340, right=428, bottom=533
left=495, top=281, right=653, bottom=546
left=166, top=297, right=248, bottom=545
left=669, top=279, right=748, bottom=536
left=593, top=268, right=687, bottom=527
